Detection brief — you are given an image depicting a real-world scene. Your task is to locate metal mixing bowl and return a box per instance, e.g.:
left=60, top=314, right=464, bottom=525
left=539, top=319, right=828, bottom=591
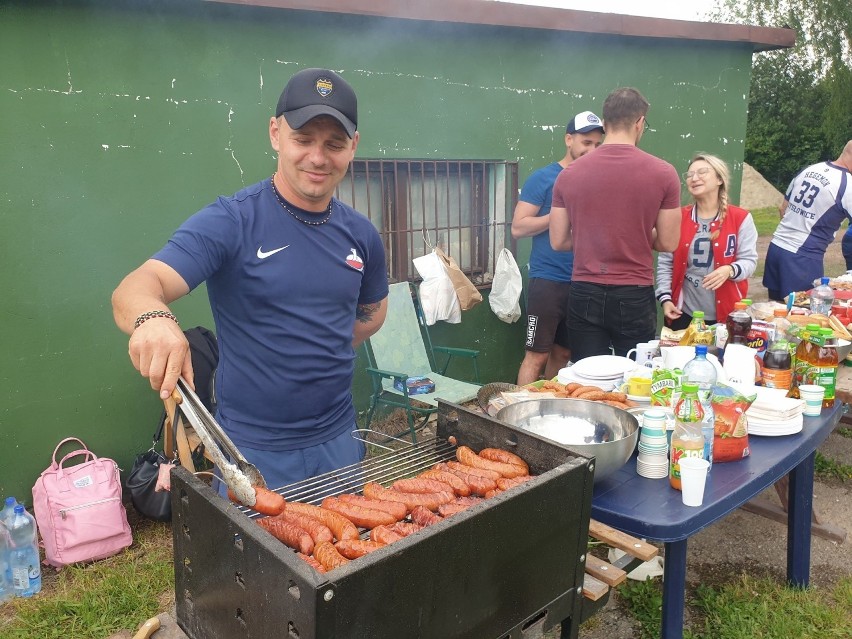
left=496, top=398, right=639, bottom=483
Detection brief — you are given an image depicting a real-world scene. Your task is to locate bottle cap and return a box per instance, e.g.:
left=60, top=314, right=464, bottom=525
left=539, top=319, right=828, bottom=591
left=806, top=323, right=821, bottom=330
left=734, top=302, right=747, bottom=311
left=820, top=328, right=833, bottom=335
left=773, top=308, right=789, bottom=317
left=13, top=505, right=23, bottom=514
left=741, top=298, right=753, bottom=306
left=5, top=497, right=16, bottom=507
left=693, top=311, right=704, bottom=319
left=682, top=382, right=699, bottom=393
left=821, top=277, right=830, bottom=285
left=695, top=344, right=708, bottom=355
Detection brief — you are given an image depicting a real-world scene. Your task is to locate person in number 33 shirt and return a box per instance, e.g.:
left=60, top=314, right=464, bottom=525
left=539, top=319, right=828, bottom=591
left=656, top=153, right=758, bottom=330
left=763, top=140, right=852, bottom=302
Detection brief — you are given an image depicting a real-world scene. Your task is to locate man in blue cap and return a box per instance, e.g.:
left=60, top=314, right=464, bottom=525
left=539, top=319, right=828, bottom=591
left=511, top=111, right=604, bottom=385
left=112, top=68, right=389, bottom=490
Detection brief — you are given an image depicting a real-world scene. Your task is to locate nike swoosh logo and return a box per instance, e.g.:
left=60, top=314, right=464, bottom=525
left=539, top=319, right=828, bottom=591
left=257, top=245, right=290, bottom=259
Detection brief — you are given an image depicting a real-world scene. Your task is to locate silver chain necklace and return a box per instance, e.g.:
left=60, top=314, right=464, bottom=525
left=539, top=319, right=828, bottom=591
left=270, top=175, right=333, bottom=226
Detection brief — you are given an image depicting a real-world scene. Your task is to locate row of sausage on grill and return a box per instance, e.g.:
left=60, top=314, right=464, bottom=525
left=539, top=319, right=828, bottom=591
left=239, top=445, right=533, bottom=573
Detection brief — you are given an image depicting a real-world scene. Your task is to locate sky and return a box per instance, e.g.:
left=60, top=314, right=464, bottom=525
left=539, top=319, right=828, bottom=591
left=490, top=0, right=708, bottom=23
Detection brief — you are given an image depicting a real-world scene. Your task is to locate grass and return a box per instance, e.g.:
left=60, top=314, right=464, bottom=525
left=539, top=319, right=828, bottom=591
left=751, top=206, right=782, bottom=237
left=0, top=516, right=174, bottom=639
left=619, top=575, right=852, bottom=639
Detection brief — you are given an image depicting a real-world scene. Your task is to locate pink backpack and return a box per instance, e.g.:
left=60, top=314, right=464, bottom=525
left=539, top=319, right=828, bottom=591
left=32, top=437, right=132, bottom=567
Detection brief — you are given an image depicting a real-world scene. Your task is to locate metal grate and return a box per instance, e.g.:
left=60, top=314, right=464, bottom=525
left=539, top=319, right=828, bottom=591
left=336, top=159, right=517, bottom=284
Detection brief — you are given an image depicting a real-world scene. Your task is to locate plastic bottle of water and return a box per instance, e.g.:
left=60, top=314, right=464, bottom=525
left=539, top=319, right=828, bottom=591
left=8, top=505, right=41, bottom=597
left=682, top=344, right=718, bottom=468
left=1, top=497, right=19, bottom=528
left=810, top=277, right=834, bottom=315
left=0, top=521, right=12, bottom=603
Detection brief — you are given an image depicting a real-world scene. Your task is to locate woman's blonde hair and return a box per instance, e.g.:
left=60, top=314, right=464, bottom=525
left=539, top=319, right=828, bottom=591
left=688, top=153, right=730, bottom=239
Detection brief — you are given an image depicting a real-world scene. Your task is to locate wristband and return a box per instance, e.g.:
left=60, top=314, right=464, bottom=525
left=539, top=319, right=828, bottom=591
left=134, top=310, right=179, bottom=330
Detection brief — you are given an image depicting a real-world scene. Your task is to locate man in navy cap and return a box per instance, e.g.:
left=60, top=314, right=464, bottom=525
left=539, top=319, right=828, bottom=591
left=511, top=111, right=604, bottom=385
left=112, top=68, right=389, bottom=491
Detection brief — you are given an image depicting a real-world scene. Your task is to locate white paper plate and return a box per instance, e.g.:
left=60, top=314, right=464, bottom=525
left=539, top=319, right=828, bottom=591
left=571, top=355, right=636, bottom=380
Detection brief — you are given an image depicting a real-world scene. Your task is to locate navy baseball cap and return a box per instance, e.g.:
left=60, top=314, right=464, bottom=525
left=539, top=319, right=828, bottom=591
left=275, top=68, right=357, bottom=138
left=567, top=111, right=604, bottom=134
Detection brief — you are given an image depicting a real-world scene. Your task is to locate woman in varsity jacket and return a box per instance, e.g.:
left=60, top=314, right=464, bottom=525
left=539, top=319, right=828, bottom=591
left=656, top=153, right=758, bottom=330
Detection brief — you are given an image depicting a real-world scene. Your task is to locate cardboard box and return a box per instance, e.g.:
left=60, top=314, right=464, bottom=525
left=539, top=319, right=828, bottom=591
left=394, top=376, right=436, bottom=395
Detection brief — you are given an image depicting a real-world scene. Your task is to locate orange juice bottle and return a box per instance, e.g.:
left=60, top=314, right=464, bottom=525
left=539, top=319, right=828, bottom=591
left=669, top=382, right=705, bottom=491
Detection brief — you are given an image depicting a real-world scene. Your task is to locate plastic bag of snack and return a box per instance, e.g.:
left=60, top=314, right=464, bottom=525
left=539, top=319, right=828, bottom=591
left=711, top=383, right=757, bottom=463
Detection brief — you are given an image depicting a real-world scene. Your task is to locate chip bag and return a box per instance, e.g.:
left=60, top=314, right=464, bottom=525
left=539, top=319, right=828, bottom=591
left=710, top=383, right=757, bottom=463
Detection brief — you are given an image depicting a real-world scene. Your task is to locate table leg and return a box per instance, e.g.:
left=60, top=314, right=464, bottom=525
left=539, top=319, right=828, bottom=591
left=787, top=450, right=815, bottom=587
left=660, top=540, right=687, bottom=639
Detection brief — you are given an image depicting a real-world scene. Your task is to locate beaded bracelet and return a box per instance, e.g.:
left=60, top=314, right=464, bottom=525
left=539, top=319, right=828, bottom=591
left=134, top=310, right=180, bottom=330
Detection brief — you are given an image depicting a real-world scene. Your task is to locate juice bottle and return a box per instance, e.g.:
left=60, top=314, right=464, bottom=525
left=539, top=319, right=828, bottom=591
left=726, top=302, right=752, bottom=346
left=811, top=327, right=838, bottom=408
left=669, top=382, right=705, bottom=491
left=763, top=314, right=792, bottom=390
left=793, top=323, right=820, bottom=390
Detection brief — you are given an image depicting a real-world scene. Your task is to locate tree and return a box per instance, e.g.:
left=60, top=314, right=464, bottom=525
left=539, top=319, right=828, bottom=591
left=708, top=0, right=852, bottom=190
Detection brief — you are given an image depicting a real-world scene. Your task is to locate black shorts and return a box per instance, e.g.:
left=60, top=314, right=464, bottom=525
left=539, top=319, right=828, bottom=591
left=524, top=278, right=571, bottom=352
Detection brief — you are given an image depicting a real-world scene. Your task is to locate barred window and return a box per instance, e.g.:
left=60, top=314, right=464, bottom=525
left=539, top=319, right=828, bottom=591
left=336, top=160, right=517, bottom=285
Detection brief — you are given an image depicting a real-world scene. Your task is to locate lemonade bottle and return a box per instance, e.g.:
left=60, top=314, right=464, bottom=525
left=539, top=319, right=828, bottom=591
left=669, top=382, right=705, bottom=491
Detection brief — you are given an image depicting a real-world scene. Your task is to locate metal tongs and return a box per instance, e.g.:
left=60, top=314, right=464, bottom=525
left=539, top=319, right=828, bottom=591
left=174, top=377, right=266, bottom=507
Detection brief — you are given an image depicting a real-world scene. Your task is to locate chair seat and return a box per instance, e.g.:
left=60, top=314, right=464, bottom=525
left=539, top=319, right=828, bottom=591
left=380, top=374, right=480, bottom=407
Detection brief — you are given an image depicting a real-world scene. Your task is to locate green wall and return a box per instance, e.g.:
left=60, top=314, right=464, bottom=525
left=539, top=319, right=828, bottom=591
left=0, top=0, right=753, bottom=499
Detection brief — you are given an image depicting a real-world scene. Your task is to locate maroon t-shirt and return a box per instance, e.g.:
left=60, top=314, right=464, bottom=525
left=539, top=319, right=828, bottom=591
left=552, top=144, right=680, bottom=285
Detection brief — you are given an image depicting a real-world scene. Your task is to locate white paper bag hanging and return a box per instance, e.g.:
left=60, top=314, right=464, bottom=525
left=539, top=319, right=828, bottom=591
left=489, top=248, right=522, bottom=323
left=412, top=251, right=461, bottom=325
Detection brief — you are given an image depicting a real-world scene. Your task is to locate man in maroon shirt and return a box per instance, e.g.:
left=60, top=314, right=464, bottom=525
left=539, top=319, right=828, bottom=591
left=549, top=87, right=680, bottom=361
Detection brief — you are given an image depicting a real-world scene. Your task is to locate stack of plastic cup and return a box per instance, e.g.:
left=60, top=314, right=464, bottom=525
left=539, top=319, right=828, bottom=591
left=636, top=409, right=669, bottom=478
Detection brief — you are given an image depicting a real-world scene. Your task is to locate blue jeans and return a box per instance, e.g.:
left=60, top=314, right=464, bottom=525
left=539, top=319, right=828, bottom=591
left=568, top=282, right=657, bottom=361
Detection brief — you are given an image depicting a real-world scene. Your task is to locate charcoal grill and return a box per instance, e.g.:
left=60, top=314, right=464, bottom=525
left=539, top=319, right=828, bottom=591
left=171, top=400, right=599, bottom=639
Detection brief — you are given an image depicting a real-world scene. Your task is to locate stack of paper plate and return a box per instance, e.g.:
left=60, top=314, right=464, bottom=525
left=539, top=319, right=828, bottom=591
left=557, top=356, right=636, bottom=392
left=745, top=387, right=805, bottom=436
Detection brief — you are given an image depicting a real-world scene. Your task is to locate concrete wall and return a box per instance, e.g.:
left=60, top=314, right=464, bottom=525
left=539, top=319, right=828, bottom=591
left=0, top=0, right=752, bottom=498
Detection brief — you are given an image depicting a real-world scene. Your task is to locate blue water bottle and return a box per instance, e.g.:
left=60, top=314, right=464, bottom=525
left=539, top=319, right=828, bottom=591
left=9, top=505, right=41, bottom=597
left=0, top=521, right=13, bottom=603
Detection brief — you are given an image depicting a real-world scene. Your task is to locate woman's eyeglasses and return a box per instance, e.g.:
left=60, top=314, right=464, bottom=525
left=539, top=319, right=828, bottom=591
left=683, top=167, right=712, bottom=180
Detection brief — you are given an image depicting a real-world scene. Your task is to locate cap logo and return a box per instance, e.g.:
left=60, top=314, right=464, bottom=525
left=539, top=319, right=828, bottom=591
left=315, top=77, right=334, bottom=98
left=586, top=114, right=601, bottom=124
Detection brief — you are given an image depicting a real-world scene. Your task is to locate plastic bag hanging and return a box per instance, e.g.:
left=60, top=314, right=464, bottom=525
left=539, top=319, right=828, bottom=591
left=489, top=248, right=522, bottom=323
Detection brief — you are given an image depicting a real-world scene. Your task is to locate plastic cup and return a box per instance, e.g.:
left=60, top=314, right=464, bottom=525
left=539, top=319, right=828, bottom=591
left=679, top=457, right=710, bottom=507
left=799, top=384, right=825, bottom=417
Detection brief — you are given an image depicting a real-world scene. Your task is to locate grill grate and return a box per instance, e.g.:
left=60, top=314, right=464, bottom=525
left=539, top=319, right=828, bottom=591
left=244, top=435, right=457, bottom=512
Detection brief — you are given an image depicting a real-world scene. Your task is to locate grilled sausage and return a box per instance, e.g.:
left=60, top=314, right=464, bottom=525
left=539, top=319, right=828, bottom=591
left=418, top=470, right=472, bottom=496
left=495, top=475, right=534, bottom=491
left=320, top=496, right=397, bottom=529
left=603, top=391, right=628, bottom=403
left=227, top=486, right=286, bottom=516
left=410, top=505, right=443, bottom=527
left=442, top=461, right=501, bottom=481
left=363, top=482, right=454, bottom=512
left=275, top=511, right=334, bottom=545
left=336, top=494, right=408, bottom=521
left=392, top=477, right=455, bottom=495
left=570, top=385, right=603, bottom=398
left=284, top=502, right=360, bottom=541
left=438, top=502, right=470, bottom=517
left=437, top=464, right=497, bottom=496
left=313, top=541, right=350, bottom=571
left=457, top=446, right=527, bottom=479
left=334, top=539, right=387, bottom=559
left=577, top=390, right=608, bottom=401
left=484, top=489, right=502, bottom=499
left=370, top=525, right=403, bottom=545
left=478, top=448, right=529, bottom=474
left=297, top=552, right=326, bottom=573
left=256, top=517, right=313, bottom=554
left=387, top=521, right=424, bottom=537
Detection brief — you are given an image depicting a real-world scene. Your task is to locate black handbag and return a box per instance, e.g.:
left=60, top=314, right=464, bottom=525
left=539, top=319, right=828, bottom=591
left=126, top=411, right=173, bottom=522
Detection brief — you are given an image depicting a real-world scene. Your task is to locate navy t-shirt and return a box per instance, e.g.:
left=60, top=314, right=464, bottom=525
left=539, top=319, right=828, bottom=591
left=153, top=178, right=388, bottom=450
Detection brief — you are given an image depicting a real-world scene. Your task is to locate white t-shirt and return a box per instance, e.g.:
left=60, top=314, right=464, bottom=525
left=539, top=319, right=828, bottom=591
left=770, top=161, right=852, bottom=258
